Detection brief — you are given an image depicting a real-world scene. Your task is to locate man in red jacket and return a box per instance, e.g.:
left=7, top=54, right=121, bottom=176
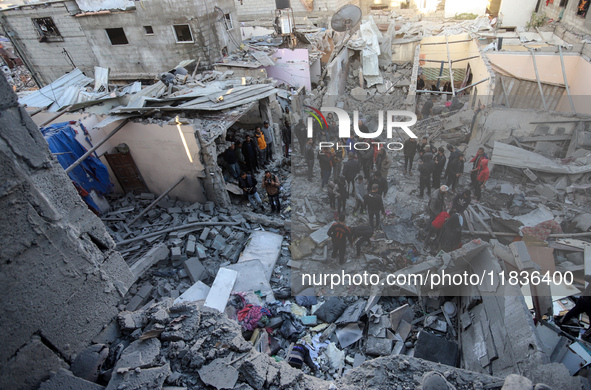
left=473, top=158, right=489, bottom=201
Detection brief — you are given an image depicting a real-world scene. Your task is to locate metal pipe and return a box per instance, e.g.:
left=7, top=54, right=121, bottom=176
left=445, top=36, right=456, bottom=97
left=529, top=48, right=548, bottom=111
left=558, top=45, right=576, bottom=114
left=451, top=55, right=480, bottom=63
left=39, top=105, right=74, bottom=128
left=65, top=119, right=129, bottom=174
left=462, top=230, right=591, bottom=238
left=116, top=221, right=240, bottom=246
left=420, top=39, right=472, bottom=45
left=127, top=176, right=186, bottom=227
left=456, top=77, right=490, bottom=93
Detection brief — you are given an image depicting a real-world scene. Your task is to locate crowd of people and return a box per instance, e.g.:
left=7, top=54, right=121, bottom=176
left=221, top=101, right=491, bottom=261
left=221, top=110, right=292, bottom=215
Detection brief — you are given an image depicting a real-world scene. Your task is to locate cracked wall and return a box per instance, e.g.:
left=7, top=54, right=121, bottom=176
left=0, top=73, right=134, bottom=389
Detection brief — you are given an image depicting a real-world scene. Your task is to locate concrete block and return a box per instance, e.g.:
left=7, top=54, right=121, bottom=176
left=183, top=257, right=207, bottom=283
left=199, top=227, right=211, bottom=242
left=224, top=260, right=275, bottom=300
left=204, top=268, right=238, bottom=312
left=185, top=237, right=196, bottom=257
left=174, top=281, right=210, bottom=304
left=204, top=201, right=215, bottom=214
left=167, top=207, right=182, bottom=214
left=70, top=344, right=108, bottom=383
left=106, top=363, right=170, bottom=390
left=195, top=243, right=207, bottom=260
left=210, top=235, right=227, bottom=251
left=509, top=241, right=535, bottom=270
left=221, top=226, right=233, bottom=238
left=171, top=247, right=182, bottom=261
left=126, top=295, right=145, bottom=312
left=39, top=368, right=104, bottom=390
left=365, top=336, right=393, bottom=356
left=130, top=243, right=169, bottom=281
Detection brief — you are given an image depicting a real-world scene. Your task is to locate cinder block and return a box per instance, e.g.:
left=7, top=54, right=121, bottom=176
left=183, top=257, right=207, bottom=283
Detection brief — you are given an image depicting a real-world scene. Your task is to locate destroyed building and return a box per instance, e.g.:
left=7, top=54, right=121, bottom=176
left=5, top=1, right=591, bottom=390
left=0, top=0, right=241, bottom=85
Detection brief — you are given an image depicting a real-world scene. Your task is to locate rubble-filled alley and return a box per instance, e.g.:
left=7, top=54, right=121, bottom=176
left=4, top=0, right=591, bottom=389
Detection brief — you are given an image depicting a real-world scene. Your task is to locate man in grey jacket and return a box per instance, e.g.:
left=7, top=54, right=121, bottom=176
left=262, top=120, right=275, bottom=163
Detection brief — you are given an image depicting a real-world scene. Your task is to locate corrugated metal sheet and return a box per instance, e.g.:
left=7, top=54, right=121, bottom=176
left=493, top=74, right=565, bottom=111
left=20, top=68, right=92, bottom=109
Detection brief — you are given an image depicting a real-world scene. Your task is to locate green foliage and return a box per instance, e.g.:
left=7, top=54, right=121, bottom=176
left=526, top=12, right=547, bottom=29
left=454, top=12, right=478, bottom=20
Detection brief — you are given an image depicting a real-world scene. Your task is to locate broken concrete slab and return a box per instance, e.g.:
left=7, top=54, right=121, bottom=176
left=389, top=304, right=413, bottom=332
left=130, top=243, right=169, bottom=281
left=105, top=363, right=170, bottom=390
left=224, top=260, right=274, bottom=301
left=336, top=323, right=364, bottom=348
left=39, top=368, right=105, bottom=390
left=114, top=338, right=161, bottom=371
left=414, top=331, right=459, bottom=367
left=237, top=231, right=283, bottom=281
left=309, top=222, right=333, bottom=245
left=509, top=241, right=536, bottom=270
left=0, top=337, right=68, bottom=390
left=396, top=320, right=412, bottom=342
left=365, top=336, right=393, bottom=356
left=204, top=268, right=238, bottom=312
left=174, top=281, right=211, bottom=304
left=183, top=258, right=207, bottom=284
left=198, top=358, right=239, bottom=389
left=70, top=344, right=109, bottom=382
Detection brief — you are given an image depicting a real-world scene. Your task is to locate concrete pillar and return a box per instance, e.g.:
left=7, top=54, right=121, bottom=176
left=0, top=73, right=134, bottom=389
left=192, top=120, right=232, bottom=208
left=260, top=97, right=282, bottom=159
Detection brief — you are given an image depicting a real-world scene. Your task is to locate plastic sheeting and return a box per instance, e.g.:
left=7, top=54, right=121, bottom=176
left=41, top=122, right=113, bottom=212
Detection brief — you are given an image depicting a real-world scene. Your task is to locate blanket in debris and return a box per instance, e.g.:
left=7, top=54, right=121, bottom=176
left=41, top=121, right=113, bottom=211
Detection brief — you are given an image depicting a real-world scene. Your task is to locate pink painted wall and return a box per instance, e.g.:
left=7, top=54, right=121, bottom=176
left=265, top=48, right=312, bottom=91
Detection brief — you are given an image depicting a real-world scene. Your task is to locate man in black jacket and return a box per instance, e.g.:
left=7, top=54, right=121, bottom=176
left=451, top=190, right=471, bottom=214
left=367, top=171, right=388, bottom=197
left=328, top=213, right=353, bottom=265
left=403, top=138, right=418, bottom=175
left=342, top=153, right=360, bottom=194
left=364, top=184, right=385, bottom=230
left=444, top=144, right=459, bottom=184
left=418, top=152, right=435, bottom=198
left=318, top=149, right=332, bottom=189
left=238, top=171, right=264, bottom=211
left=432, top=147, right=447, bottom=189
left=242, top=135, right=259, bottom=174
left=304, top=139, right=315, bottom=180
left=446, top=153, right=465, bottom=191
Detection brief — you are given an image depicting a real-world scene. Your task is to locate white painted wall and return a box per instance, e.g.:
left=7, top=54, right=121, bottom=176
left=499, top=0, right=537, bottom=27
left=444, top=0, right=487, bottom=18
left=32, top=113, right=207, bottom=203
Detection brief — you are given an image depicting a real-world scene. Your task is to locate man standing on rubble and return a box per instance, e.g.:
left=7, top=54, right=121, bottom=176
left=318, top=148, right=333, bottom=189
left=432, top=147, right=446, bottom=189
left=367, top=171, right=388, bottom=197
left=351, top=225, right=373, bottom=256
left=469, top=147, right=488, bottom=191
left=376, top=148, right=392, bottom=179
left=421, top=96, right=436, bottom=119
left=238, top=171, right=264, bottom=211
left=242, top=135, right=259, bottom=174
left=357, top=141, right=374, bottom=179
left=403, top=137, right=418, bottom=175
left=328, top=213, right=353, bottom=265
left=473, top=158, right=489, bottom=202
left=444, top=144, right=459, bottom=184
left=255, top=127, right=267, bottom=168
left=418, top=151, right=435, bottom=198
left=446, top=153, right=465, bottom=191
left=223, top=143, right=240, bottom=180
left=305, top=139, right=315, bottom=180
left=262, top=170, right=281, bottom=214
left=342, top=152, right=359, bottom=195
left=364, top=184, right=385, bottom=231
left=262, top=121, right=275, bottom=163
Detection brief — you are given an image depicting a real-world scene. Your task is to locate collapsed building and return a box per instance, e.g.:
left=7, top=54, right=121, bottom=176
left=3, top=0, right=591, bottom=389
